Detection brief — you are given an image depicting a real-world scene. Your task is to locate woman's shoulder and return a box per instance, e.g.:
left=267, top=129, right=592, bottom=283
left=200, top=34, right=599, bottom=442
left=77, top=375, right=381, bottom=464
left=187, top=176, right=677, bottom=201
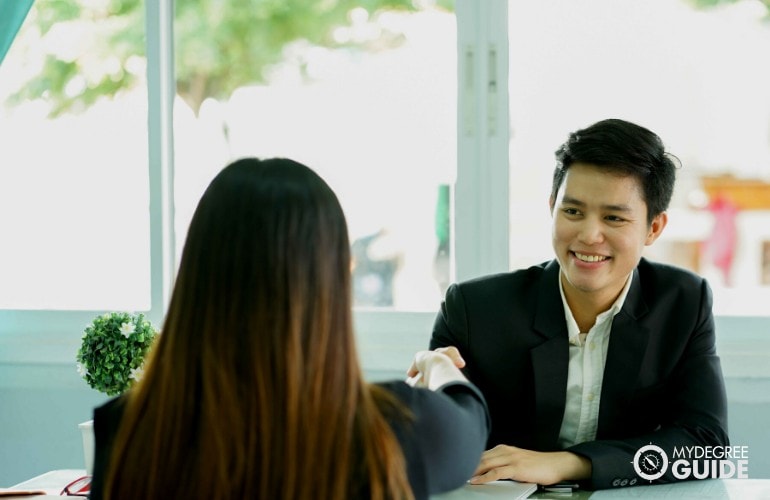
left=93, top=395, right=129, bottom=440
left=94, top=395, right=127, bottom=420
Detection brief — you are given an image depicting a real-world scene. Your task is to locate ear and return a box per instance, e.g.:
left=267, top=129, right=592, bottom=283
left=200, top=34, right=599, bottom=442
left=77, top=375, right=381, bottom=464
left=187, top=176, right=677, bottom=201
left=549, top=196, right=555, bottom=215
left=645, top=211, right=668, bottom=245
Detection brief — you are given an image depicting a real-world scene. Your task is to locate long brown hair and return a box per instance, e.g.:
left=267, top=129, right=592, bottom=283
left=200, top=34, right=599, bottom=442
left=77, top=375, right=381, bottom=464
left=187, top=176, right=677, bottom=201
left=104, top=158, right=413, bottom=499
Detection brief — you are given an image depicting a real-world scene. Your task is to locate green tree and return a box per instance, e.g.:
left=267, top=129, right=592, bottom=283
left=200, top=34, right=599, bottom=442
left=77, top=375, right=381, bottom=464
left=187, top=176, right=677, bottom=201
left=10, top=0, right=453, bottom=116
left=688, top=0, right=770, bottom=19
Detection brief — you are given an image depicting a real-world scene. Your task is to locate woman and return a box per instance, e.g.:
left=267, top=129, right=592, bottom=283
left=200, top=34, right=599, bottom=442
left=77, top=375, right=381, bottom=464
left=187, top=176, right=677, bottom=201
left=89, top=158, right=488, bottom=499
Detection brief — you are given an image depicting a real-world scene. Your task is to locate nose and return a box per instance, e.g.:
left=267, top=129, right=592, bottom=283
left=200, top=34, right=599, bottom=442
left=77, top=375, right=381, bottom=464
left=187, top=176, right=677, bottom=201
left=577, top=217, right=604, bottom=245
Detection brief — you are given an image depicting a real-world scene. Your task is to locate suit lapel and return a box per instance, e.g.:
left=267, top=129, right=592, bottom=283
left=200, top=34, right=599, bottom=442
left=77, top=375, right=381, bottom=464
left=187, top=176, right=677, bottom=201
left=597, top=268, right=650, bottom=437
left=531, top=261, right=570, bottom=450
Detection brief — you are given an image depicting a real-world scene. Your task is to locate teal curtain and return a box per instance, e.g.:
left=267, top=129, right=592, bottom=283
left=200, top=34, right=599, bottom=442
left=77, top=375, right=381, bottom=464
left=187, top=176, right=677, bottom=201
left=0, top=0, right=35, bottom=66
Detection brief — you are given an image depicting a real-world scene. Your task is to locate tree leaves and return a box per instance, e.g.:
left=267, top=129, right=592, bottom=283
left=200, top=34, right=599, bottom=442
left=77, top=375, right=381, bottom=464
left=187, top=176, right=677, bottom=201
left=9, top=0, right=446, bottom=116
left=687, top=0, right=770, bottom=19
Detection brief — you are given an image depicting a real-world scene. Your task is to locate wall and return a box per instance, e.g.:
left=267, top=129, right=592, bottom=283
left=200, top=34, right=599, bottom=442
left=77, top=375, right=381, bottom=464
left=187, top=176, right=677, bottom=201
left=0, top=364, right=108, bottom=487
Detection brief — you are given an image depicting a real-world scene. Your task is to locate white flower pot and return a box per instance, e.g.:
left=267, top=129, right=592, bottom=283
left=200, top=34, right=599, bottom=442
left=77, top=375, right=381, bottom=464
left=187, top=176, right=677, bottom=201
left=79, top=420, right=95, bottom=475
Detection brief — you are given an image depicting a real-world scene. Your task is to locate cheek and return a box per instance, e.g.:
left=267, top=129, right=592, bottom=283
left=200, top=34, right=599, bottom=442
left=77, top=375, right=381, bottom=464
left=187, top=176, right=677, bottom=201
left=552, top=219, right=572, bottom=243
left=611, top=231, right=647, bottom=255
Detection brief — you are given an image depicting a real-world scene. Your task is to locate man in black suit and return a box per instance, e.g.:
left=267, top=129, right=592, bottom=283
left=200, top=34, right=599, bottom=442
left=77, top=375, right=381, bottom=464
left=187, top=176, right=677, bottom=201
left=412, top=119, right=728, bottom=490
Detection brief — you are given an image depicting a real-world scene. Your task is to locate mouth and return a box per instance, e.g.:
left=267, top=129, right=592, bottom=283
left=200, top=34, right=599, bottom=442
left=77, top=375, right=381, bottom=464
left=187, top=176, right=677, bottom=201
left=572, top=251, right=610, bottom=263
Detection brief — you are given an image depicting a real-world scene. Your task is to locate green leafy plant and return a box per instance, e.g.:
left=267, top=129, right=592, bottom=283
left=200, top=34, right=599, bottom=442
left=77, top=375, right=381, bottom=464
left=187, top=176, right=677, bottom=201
left=76, top=312, right=158, bottom=396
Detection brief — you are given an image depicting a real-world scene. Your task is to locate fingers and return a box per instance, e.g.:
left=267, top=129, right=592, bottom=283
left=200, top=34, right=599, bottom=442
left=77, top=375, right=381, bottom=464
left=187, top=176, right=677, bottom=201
left=406, top=359, right=419, bottom=378
left=470, top=446, right=576, bottom=486
left=405, top=347, right=466, bottom=389
left=434, top=346, right=466, bottom=368
left=406, top=350, right=430, bottom=377
left=470, top=445, right=520, bottom=484
left=474, top=445, right=515, bottom=475
left=470, top=444, right=529, bottom=484
left=469, top=466, right=514, bottom=484
left=406, top=347, right=463, bottom=377
left=406, top=351, right=434, bottom=387
left=406, top=357, right=424, bottom=386
left=405, top=373, right=423, bottom=387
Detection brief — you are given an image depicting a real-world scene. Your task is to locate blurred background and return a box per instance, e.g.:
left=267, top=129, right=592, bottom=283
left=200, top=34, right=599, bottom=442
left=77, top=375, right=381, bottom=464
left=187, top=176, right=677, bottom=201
left=2, top=0, right=769, bottom=314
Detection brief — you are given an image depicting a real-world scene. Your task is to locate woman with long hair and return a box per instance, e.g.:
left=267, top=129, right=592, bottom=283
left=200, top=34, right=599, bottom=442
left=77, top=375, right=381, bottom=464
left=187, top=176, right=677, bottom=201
left=89, top=158, right=488, bottom=499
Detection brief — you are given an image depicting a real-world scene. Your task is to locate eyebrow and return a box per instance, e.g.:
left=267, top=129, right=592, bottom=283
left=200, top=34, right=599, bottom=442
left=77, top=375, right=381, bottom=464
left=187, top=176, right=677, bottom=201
left=560, top=195, right=633, bottom=213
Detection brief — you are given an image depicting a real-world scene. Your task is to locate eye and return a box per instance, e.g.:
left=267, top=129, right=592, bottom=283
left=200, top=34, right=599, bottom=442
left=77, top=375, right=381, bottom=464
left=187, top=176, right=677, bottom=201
left=561, top=207, right=581, bottom=216
left=605, top=215, right=626, bottom=223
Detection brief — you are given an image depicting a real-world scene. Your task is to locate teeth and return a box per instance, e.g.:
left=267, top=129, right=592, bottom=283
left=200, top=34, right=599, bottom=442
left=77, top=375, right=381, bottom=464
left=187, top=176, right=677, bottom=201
left=575, top=252, right=608, bottom=263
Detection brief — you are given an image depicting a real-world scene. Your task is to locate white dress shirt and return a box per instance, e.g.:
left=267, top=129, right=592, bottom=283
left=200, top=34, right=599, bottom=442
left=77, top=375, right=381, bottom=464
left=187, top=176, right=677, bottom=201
left=556, top=272, right=634, bottom=448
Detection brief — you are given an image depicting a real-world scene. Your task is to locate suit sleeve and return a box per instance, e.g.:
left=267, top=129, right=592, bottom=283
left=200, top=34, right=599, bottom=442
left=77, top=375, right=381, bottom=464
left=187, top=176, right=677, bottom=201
left=395, top=381, right=490, bottom=495
left=430, top=283, right=470, bottom=353
left=568, top=280, right=729, bottom=490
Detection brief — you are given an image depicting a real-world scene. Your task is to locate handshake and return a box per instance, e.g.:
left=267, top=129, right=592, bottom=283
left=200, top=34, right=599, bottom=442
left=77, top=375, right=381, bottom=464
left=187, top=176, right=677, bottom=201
left=406, top=346, right=468, bottom=390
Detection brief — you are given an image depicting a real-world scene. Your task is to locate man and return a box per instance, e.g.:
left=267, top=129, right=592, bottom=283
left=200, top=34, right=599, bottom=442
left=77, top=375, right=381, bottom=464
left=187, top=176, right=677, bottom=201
left=409, top=119, right=728, bottom=490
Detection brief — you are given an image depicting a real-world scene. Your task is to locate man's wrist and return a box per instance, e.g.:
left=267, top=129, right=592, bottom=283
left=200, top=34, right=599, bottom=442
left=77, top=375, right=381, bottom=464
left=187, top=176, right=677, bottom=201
left=558, top=451, right=592, bottom=481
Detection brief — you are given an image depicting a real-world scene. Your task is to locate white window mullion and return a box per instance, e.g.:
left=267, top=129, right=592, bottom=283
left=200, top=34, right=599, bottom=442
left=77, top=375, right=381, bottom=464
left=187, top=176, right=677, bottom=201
left=355, top=1, right=510, bottom=380
left=146, top=0, right=177, bottom=325
left=454, top=0, right=509, bottom=283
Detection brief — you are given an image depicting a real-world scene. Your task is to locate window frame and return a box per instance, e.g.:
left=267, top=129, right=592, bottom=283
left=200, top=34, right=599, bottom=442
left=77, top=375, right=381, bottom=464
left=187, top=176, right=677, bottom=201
left=0, top=0, right=173, bottom=367
left=2, top=0, right=766, bottom=383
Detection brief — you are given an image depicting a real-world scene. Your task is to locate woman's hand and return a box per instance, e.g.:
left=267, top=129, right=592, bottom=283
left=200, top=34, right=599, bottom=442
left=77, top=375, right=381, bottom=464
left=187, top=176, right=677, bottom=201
left=406, top=349, right=468, bottom=391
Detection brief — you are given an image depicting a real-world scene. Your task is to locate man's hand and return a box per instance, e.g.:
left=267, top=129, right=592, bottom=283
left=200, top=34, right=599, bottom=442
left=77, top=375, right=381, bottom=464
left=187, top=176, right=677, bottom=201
left=405, top=349, right=468, bottom=390
left=407, top=346, right=466, bottom=381
left=470, top=445, right=591, bottom=485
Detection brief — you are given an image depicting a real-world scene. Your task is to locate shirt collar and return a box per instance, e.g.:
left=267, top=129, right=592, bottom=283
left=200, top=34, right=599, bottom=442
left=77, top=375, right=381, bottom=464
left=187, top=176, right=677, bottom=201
left=559, top=271, right=634, bottom=343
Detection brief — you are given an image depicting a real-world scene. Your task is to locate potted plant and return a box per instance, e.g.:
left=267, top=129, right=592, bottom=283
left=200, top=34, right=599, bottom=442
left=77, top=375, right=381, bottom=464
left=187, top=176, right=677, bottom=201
left=75, top=312, right=159, bottom=473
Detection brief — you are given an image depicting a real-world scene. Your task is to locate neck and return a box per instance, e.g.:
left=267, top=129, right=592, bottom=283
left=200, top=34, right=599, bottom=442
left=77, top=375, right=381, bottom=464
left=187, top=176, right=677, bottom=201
left=562, top=275, right=627, bottom=333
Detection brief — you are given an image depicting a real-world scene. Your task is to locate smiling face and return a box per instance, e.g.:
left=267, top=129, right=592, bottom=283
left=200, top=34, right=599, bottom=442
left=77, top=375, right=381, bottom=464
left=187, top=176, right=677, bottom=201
left=550, top=163, right=667, bottom=310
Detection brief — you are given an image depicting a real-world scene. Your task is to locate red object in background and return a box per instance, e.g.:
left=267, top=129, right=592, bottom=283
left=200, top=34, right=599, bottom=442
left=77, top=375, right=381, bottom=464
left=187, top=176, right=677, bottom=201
left=703, top=195, right=738, bottom=286
left=60, top=476, right=91, bottom=496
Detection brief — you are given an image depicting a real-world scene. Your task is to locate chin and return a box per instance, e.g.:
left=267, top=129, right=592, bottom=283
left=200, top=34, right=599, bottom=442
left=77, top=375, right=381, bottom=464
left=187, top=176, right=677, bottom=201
left=565, top=272, right=610, bottom=292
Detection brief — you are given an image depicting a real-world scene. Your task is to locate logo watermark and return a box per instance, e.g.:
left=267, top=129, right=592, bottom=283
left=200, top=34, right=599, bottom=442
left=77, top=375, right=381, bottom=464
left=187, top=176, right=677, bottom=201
left=632, top=444, right=749, bottom=482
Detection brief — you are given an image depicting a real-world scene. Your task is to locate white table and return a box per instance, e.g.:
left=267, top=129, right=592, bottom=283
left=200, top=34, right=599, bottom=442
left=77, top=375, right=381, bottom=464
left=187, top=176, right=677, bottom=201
left=4, top=469, right=87, bottom=498
left=8, top=472, right=539, bottom=499
left=8, top=469, right=770, bottom=499
left=437, top=479, right=770, bottom=498
left=432, top=480, right=538, bottom=499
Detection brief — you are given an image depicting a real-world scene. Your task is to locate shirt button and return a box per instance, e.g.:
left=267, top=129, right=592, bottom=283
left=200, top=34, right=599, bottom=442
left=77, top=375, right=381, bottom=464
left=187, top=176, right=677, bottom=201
left=587, top=392, right=595, bottom=402
left=589, top=341, right=596, bottom=350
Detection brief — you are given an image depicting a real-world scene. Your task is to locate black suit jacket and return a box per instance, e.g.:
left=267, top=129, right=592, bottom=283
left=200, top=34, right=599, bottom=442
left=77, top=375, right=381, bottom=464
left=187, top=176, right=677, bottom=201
left=430, top=258, right=728, bottom=490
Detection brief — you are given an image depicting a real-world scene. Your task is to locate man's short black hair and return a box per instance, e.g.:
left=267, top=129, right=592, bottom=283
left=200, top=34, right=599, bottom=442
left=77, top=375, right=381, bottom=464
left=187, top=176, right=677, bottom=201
left=552, top=118, right=677, bottom=224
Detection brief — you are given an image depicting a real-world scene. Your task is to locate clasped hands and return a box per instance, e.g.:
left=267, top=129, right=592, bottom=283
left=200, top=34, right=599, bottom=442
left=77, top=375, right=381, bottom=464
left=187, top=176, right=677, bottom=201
left=406, top=346, right=591, bottom=485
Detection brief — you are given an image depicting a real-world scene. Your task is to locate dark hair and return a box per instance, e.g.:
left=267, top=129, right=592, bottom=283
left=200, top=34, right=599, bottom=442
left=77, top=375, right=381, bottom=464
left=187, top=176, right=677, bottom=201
left=552, top=118, right=677, bottom=224
left=105, top=158, right=412, bottom=499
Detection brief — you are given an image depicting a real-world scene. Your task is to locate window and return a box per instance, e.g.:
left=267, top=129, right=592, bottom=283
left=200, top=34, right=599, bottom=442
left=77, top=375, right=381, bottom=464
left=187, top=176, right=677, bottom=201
left=1, top=1, right=470, bottom=374
left=6, top=0, right=763, bottom=377
left=0, top=1, right=151, bottom=312
left=171, top=1, right=457, bottom=311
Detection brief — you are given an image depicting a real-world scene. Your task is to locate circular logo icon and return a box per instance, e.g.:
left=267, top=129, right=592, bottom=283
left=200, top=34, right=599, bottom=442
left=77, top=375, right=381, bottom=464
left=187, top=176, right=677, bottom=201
left=633, top=444, right=669, bottom=481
